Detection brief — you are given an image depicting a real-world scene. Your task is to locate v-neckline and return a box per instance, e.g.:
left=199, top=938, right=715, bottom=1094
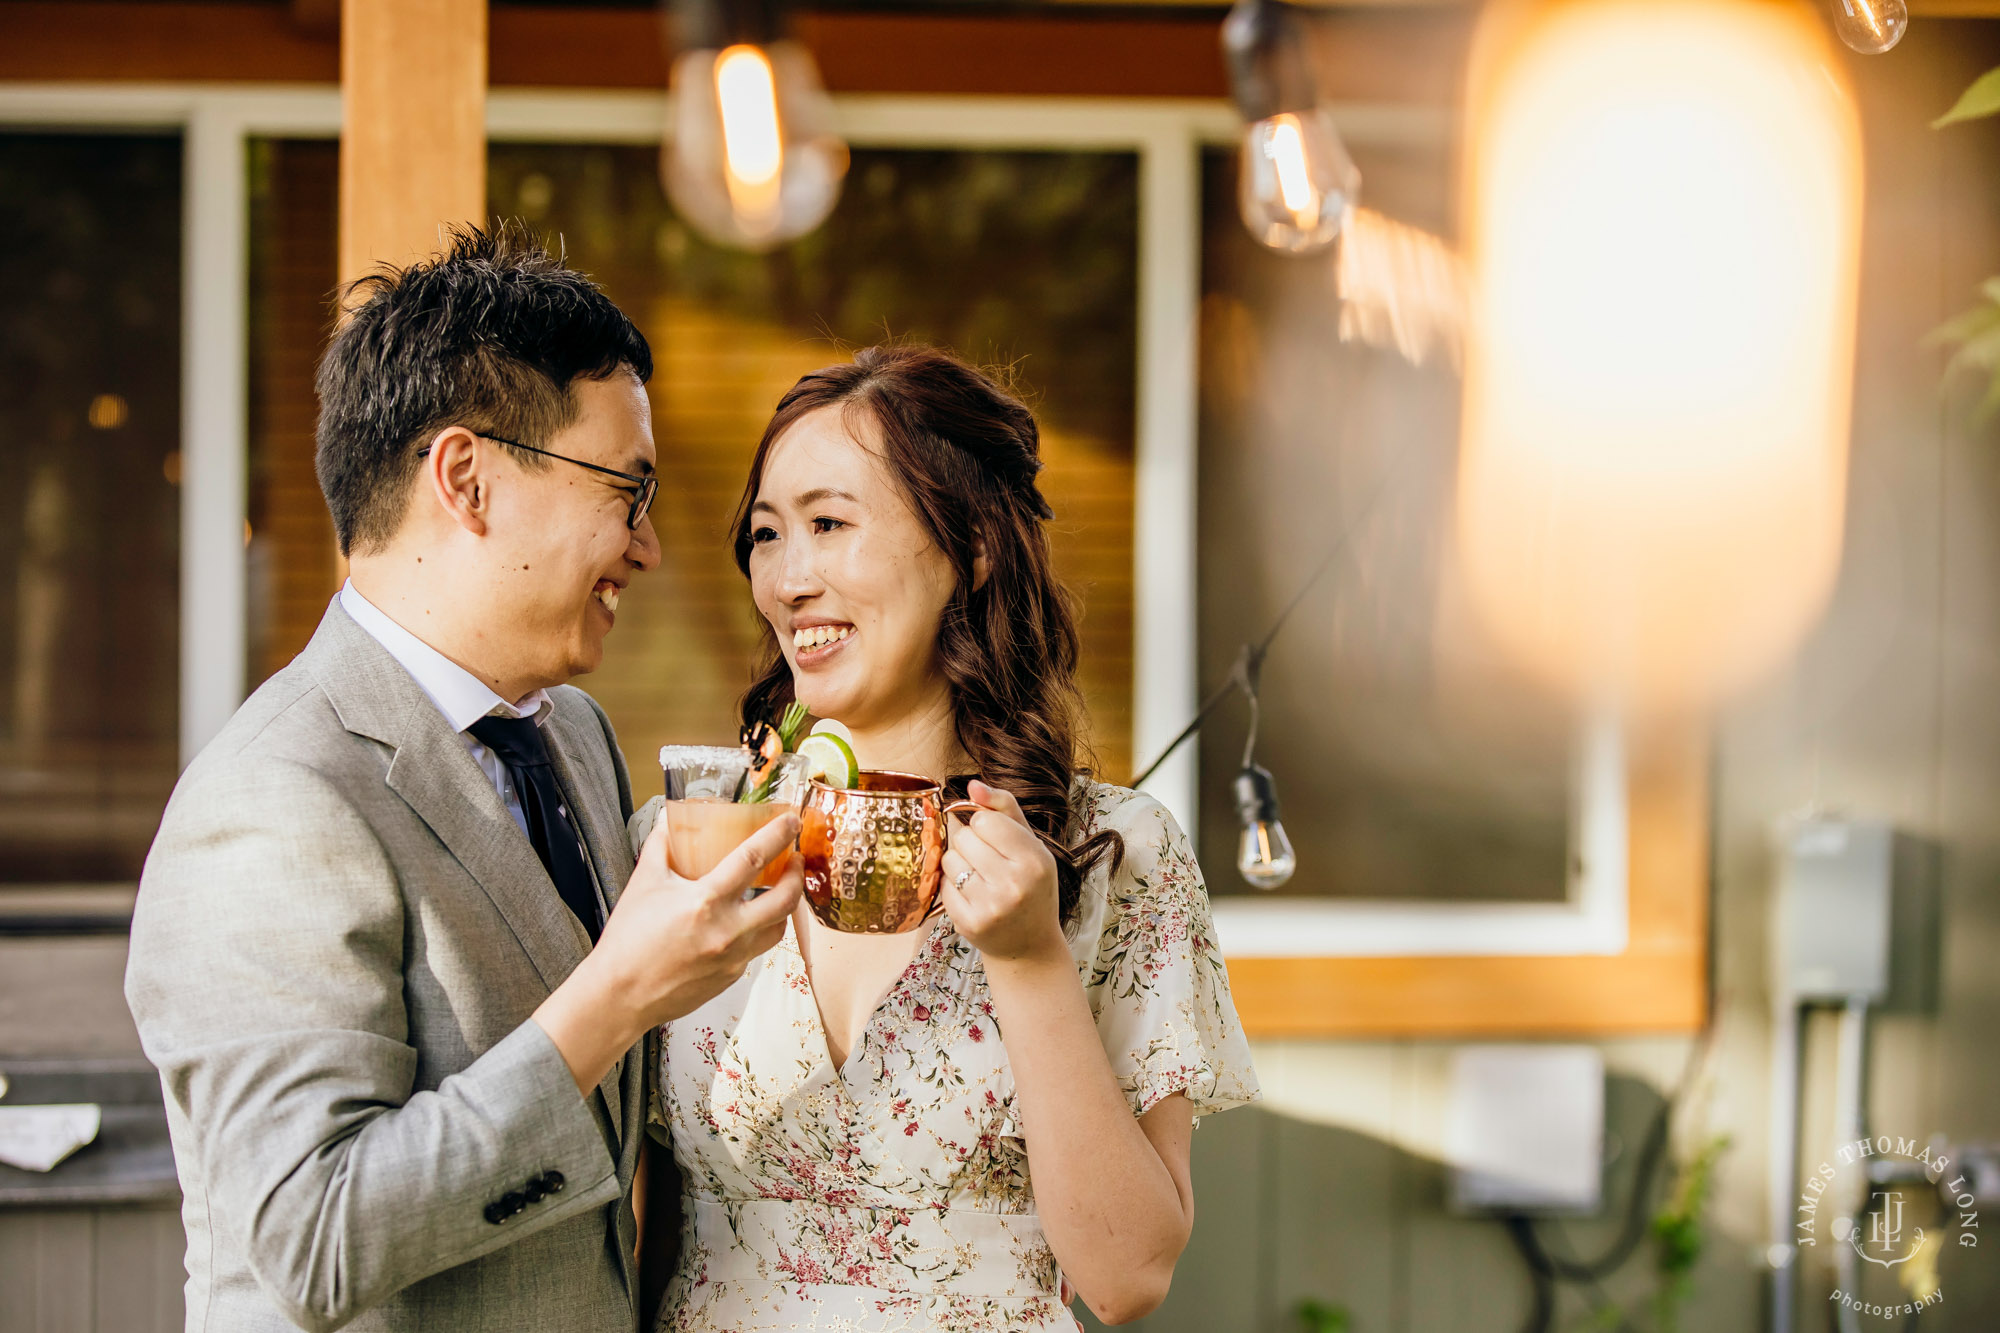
left=787, top=912, right=947, bottom=1079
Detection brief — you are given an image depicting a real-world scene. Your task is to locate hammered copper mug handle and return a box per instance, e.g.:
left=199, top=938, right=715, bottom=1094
left=924, top=799, right=985, bottom=920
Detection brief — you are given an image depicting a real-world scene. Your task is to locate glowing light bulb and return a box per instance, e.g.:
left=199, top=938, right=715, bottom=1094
left=1829, top=0, right=1907, bottom=54
left=716, top=45, right=783, bottom=226
left=663, top=39, right=848, bottom=251
left=1223, top=0, right=1362, bottom=255
left=1240, top=109, right=1360, bottom=254
left=1267, top=119, right=1312, bottom=213
left=1233, top=765, right=1297, bottom=890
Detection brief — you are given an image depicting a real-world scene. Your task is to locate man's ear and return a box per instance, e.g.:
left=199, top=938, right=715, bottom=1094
left=970, top=537, right=991, bottom=593
left=425, top=427, right=488, bottom=537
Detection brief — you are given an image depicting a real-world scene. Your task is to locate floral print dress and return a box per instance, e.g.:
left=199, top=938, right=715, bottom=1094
left=636, top=781, right=1260, bottom=1333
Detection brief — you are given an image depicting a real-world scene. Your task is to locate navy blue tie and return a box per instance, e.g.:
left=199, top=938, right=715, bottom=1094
left=467, top=714, right=602, bottom=942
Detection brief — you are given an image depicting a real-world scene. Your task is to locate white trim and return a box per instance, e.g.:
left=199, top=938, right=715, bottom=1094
left=0, top=84, right=340, bottom=133
left=1131, top=123, right=1205, bottom=840
left=0, top=82, right=1444, bottom=146
left=179, top=104, right=250, bottom=764
left=1211, top=716, right=1630, bottom=956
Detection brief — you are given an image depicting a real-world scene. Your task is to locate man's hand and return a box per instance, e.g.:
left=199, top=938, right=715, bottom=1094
left=534, top=812, right=802, bottom=1095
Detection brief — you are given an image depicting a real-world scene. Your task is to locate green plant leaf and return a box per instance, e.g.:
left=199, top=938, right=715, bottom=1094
left=1929, top=281, right=2000, bottom=419
left=1294, top=1298, right=1351, bottom=1333
left=1927, top=301, right=2000, bottom=350
left=1935, top=65, right=2000, bottom=128
left=1973, top=364, right=2000, bottom=420
left=1947, top=322, right=2000, bottom=376
left=776, top=700, right=810, bottom=751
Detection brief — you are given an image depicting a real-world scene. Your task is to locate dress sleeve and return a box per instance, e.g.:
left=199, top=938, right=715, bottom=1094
left=628, top=795, right=663, bottom=860
left=1081, top=790, right=1261, bottom=1122
left=645, top=1026, right=671, bottom=1146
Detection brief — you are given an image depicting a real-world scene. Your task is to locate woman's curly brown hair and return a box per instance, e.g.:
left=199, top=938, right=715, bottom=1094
left=732, top=344, right=1122, bottom=925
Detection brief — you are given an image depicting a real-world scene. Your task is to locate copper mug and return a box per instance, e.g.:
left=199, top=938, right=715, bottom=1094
left=798, top=771, right=979, bottom=933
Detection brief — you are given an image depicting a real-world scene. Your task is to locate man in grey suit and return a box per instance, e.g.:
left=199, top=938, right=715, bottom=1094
left=125, top=225, right=799, bottom=1332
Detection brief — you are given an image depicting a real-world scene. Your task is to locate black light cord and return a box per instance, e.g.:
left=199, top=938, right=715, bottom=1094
left=1498, top=1019, right=1719, bottom=1333
left=1128, top=452, right=1411, bottom=791
left=1509, top=1098, right=1671, bottom=1283
left=1499, top=1101, right=1668, bottom=1333
left=1504, top=1216, right=1560, bottom=1333
left=1239, top=643, right=1265, bottom=771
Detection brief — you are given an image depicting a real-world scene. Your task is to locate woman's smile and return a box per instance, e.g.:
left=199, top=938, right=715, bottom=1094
left=791, top=621, right=855, bottom=666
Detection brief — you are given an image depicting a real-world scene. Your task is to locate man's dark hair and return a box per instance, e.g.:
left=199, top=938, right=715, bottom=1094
left=315, top=221, right=653, bottom=555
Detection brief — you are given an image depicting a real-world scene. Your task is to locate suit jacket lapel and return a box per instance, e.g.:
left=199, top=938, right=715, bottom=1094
left=304, top=605, right=593, bottom=997
left=385, top=724, right=597, bottom=992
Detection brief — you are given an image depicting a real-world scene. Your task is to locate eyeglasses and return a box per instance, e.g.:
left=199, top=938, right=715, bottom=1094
left=418, top=435, right=659, bottom=531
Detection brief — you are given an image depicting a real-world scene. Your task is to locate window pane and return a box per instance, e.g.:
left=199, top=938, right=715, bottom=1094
left=247, top=141, right=1139, bottom=779
left=246, top=138, right=340, bottom=687
left=0, top=133, right=182, bottom=883
left=1196, top=142, right=1573, bottom=902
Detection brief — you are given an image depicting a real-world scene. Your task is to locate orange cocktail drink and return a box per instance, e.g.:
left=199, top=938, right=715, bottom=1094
left=658, top=745, right=810, bottom=887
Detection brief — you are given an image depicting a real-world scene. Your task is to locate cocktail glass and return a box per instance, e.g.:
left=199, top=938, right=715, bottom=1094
left=658, top=745, right=810, bottom=886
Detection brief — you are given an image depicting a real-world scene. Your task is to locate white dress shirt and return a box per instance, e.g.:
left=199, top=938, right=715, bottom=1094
left=338, top=581, right=549, bottom=838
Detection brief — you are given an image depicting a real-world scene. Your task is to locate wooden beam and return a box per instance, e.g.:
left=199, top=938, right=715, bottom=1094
left=338, top=0, right=486, bottom=285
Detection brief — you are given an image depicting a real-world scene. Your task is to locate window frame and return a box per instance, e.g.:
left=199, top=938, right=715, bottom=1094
left=0, top=84, right=1704, bottom=1037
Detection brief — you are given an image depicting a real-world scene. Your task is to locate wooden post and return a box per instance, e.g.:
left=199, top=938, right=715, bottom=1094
left=338, top=0, right=487, bottom=286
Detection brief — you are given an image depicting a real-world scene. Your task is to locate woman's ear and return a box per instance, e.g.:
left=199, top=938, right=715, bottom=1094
left=970, top=537, right=992, bottom=592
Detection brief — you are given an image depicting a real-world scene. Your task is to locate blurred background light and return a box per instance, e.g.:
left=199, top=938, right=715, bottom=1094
left=86, top=393, right=128, bottom=430
left=1455, top=0, right=1864, bottom=714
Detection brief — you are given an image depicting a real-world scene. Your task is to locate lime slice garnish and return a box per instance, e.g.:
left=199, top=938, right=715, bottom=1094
left=795, top=732, right=859, bottom=788
left=808, top=717, right=853, bottom=746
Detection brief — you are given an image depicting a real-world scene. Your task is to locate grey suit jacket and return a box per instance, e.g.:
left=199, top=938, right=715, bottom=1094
left=126, top=602, right=647, bottom=1333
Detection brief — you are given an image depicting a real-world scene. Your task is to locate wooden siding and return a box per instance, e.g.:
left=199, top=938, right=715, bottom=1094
left=246, top=138, right=340, bottom=687
left=0, top=3, right=1480, bottom=106
left=0, top=1209, right=183, bottom=1333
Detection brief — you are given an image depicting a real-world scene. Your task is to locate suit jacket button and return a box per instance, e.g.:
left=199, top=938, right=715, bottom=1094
left=483, top=1202, right=506, bottom=1225
left=540, top=1170, right=565, bottom=1194
left=523, top=1181, right=546, bottom=1204
left=500, top=1191, right=526, bottom=1216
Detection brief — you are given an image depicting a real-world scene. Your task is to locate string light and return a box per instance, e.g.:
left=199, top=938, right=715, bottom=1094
left=1222, top=0, right=1361, bottom=255
left=1230, top=647, right=1296, bottom=891
left=661, top=0, right=848, bottom=251
left=1828, top=0, right=1907, bottom=53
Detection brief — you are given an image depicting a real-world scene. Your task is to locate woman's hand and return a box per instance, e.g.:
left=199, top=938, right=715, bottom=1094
left=939, top=780, right=1067, bottom=964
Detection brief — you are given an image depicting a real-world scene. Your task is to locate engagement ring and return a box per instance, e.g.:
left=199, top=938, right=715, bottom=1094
left=953, top=869, right=975, bottom=891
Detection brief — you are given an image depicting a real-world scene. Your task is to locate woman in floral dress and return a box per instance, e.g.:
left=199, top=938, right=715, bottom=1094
left=634, top=345, right=1259, bottom=1331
